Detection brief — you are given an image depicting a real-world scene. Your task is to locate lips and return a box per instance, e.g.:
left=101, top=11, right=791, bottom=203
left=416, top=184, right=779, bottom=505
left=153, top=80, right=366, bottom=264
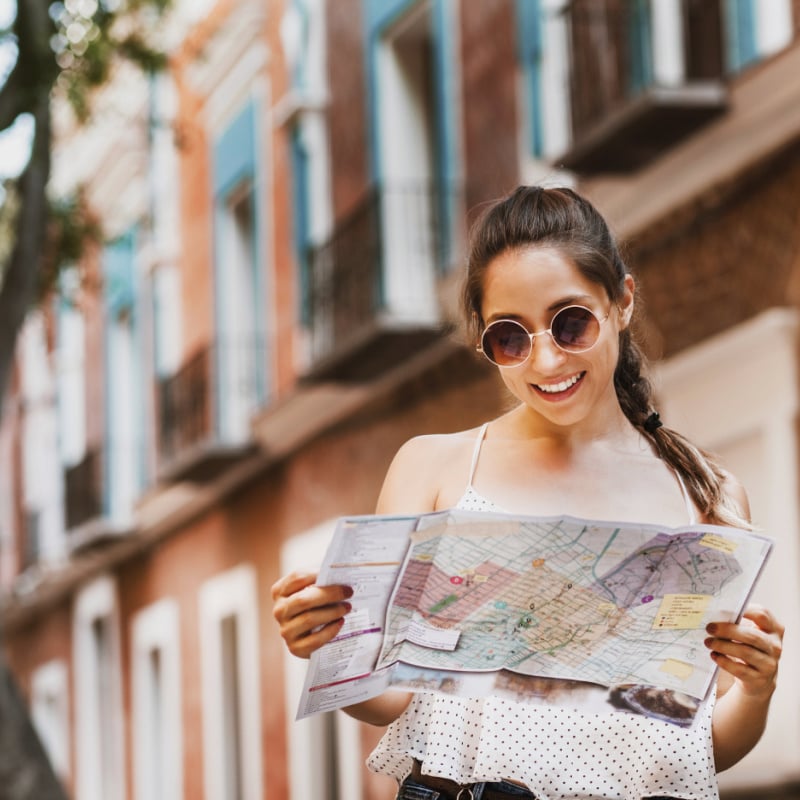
left=532, top=371, right=586, bottom=398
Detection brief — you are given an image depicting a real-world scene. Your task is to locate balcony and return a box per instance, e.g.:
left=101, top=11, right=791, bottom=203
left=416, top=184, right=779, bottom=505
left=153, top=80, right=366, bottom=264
left=557, top=0, right=728, bottom=173
left=156, top=340, right=263, bottom=483
left=305, top=183, right=458, bottom=381
left=64, top=448, right=103, bottom=530
left=63, top=446, right=133, bottom=552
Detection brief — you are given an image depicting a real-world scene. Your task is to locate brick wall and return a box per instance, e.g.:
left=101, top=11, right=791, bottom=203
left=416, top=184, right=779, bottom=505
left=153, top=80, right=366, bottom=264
left=326, top=0, right=370, bottom=221
left=629, top=144, right=800, bottom=360
left=460, top=0, right=520, bottom=215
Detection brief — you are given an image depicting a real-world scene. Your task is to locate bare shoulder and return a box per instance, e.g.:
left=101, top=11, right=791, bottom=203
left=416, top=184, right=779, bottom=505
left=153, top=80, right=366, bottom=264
left=720, top=468, right=752, bottom=523
left=375, top=428, right=483, bottom=515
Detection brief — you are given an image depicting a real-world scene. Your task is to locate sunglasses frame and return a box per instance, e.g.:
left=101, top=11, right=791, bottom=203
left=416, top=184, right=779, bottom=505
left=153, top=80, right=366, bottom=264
left=476, top=305, right=611, bottom=367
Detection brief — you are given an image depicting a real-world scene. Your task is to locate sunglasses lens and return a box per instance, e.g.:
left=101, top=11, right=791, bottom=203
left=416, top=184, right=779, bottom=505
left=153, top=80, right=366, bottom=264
left=482, top=320, right=531, bottom=366
left=552, top=306, right=600, bottom=351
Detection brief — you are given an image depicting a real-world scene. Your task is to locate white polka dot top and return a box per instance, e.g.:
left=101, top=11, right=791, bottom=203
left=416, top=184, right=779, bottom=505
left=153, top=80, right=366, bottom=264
left=367, top=425, right=720, bottom=799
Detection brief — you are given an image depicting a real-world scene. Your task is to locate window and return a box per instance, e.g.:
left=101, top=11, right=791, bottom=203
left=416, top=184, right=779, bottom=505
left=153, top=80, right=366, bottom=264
left=372, top=0, right=444, bottom=321
left=57, top=272, right=87, bottom=468
left=280, top=521, right=363, bottom=800
left=149, top=73, right=183, bottom=382
left=152, top=265, right=182, bottom=379
left=199, top=564, right=263, bottom=800
left=281, top=0, right=333, bottom=327
left=213, top=102, right=267, bottom=441
left=104, top=232, right=143, bottom=526
left=20, top=313, right=66, bottom=564
left=31, top=660, right=71, bottom=782
left=73, top=575, right=125, bottom=800
left=131, top=598, right=182, bottom=800
left=0, top=415, right=16, bottom=588
left=722, top=0, right=792, bottom=71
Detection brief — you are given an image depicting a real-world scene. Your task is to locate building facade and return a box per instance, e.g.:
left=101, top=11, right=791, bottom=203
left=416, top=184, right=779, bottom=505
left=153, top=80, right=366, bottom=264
left=0, top=1, right=799, bottom=798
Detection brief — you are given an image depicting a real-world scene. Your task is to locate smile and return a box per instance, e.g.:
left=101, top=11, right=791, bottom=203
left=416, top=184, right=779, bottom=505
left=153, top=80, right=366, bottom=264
left=533, top=372, right=585, bottom=394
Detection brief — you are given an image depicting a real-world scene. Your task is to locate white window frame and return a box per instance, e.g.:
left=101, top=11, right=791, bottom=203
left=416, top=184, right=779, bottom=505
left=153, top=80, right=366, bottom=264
left=73, top=574, right=126, bottom=800
left=198, top=564, right=263, bottom=800
left=655, top=308, right=800, bottom=788
left=31, top=659, right=71, bottom=782
left=57, top=289, right=87, bottom=469
left=217, top=180, right=260, bottom=444
left=280, top=519, right=363, bottom=800
left=20, top=313, right=66, bottom=564
left=131, top=598, right=183, bottom=800
left=152, top=264, right=183, bottom=379
left=0, top=413, right=17, bottom=589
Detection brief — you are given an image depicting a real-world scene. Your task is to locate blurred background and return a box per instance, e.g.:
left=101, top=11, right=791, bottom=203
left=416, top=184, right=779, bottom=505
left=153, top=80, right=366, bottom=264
left=0, top=0, right=798, bottom=798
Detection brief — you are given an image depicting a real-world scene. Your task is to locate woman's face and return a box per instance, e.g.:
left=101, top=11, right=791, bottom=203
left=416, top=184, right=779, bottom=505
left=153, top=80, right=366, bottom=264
left=479, top=246, right=634, bottom=432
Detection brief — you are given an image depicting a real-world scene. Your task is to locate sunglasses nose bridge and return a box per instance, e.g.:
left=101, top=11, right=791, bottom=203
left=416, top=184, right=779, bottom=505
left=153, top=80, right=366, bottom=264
left=528, top=326, right=569, bottom=365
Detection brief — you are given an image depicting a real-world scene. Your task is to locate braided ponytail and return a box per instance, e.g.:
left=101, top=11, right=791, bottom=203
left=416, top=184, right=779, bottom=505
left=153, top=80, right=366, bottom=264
left=615, top=329, right=751, bottom=528
left=464, top=185, right=751, bottom=529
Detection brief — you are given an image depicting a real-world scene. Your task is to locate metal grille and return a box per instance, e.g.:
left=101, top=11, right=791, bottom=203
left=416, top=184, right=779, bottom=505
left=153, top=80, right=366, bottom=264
left=306, top=183, right=454, bottom=366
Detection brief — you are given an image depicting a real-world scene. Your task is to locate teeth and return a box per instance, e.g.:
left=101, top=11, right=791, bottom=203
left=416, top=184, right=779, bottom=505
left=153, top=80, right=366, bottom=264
left=536, top=373, right=582, bottom=394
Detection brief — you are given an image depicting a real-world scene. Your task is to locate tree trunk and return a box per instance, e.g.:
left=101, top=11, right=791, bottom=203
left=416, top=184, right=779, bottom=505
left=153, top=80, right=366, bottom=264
left=0, top=659, right=68, bottom=799
left=0, top=0, right=68, bottom=793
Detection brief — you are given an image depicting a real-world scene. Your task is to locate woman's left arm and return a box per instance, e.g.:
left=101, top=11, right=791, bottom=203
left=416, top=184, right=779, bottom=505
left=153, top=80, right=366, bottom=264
left=709, top=603, right=784, bottom=771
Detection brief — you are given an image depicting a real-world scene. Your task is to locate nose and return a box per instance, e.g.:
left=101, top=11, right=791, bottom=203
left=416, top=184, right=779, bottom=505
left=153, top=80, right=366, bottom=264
left=528, top=331, right=568, bottom=372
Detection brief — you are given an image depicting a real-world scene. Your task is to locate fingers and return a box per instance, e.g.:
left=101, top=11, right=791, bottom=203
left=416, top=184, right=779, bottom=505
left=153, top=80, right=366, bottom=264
left=741, top=604, right=786, bottom=638
left=705, top=605, right=784, bottom=698
left=271, top=571, right=354, bottom=659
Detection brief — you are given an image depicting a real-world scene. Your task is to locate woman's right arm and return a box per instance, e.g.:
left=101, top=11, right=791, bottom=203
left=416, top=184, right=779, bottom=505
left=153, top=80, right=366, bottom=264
left=271, top=435, right=444, bottom=726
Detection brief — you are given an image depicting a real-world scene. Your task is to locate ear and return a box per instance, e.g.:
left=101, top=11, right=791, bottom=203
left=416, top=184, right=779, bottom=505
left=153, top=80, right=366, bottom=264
left=618, top=274, right=635, bottom=329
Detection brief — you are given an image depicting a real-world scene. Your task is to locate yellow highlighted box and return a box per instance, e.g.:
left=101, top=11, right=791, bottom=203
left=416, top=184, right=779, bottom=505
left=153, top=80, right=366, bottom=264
left=653, top=594, right=711, bottom=629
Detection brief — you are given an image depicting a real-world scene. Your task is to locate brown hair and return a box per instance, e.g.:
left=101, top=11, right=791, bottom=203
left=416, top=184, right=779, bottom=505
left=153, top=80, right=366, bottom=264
left=462, top=185, right=749, bottom=528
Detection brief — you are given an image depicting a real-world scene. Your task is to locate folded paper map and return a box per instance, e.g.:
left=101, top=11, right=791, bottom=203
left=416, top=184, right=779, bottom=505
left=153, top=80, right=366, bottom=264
left=296, top=510, right=771, bottom=726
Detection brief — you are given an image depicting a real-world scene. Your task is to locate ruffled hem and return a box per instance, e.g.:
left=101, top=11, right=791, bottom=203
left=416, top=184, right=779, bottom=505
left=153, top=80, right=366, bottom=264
left=367, top=692, right=719, bottom=800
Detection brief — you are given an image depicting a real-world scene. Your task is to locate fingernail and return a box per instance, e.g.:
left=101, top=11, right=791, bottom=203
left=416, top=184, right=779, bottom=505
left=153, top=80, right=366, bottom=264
left=343, top=602, right=352, bottom=613
left=344, top=586, right=354, bottom=599
left=704, top=637, right=714, bottom=648
left=706, top=623, right=717, bottom=634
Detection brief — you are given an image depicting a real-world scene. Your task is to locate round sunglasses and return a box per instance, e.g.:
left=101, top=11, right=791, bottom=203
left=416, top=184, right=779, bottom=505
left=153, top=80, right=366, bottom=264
left=477, top=305, right=610, bottom=367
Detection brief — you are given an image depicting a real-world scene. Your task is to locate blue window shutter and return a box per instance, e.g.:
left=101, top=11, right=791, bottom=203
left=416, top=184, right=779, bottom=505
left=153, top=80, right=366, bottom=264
left=213, top=102, right=257, bottom=197
left=290, top=125, right=312, bottom=322
left=104, top=230, right=136, bottom=316
left=516, top=0, right=544, bottom=157
left=726, top=0, right=758, bottom=71
left=364, top=0, right=417, bottom=32
left=628, top=0, right=654, bottom=94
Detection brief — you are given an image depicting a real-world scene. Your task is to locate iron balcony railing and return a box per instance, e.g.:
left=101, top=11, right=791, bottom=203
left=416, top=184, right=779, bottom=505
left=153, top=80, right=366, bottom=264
left=306, top=183, right=459, bottom=370
left=64, top=447, right=103, bottom=531
left=156, top=339, right=265, bottom=476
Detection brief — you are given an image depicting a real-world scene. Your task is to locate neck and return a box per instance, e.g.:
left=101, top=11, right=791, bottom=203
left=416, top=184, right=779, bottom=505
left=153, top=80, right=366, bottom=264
left=507, top=401, right=638, bottom=451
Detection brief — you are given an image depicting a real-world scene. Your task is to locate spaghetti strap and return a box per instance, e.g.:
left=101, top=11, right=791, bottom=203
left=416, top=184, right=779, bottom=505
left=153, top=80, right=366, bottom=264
left=674, top=469, right=699, bottom=525
left=466, top=423, right=490, bottom=489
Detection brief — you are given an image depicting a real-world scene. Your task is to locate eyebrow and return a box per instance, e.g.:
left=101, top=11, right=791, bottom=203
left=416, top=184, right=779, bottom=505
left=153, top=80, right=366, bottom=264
left=546, top=294, right=595, bottom=311
left=485, top=294, right=597, bottom=324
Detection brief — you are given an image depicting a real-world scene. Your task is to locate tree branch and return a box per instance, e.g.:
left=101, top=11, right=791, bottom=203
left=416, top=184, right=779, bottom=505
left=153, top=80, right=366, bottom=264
left=0, top=0, right=57, bottom=132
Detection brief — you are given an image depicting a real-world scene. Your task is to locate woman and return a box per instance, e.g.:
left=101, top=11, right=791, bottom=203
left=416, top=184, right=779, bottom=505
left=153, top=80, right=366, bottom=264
left=272, top=186, right=783, bottom=799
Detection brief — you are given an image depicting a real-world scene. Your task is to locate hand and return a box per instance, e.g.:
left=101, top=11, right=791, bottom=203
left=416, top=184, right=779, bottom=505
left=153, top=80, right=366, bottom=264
left=271, top=571, right=353, bottom=659
left=705, top=604, right=784, bottom=699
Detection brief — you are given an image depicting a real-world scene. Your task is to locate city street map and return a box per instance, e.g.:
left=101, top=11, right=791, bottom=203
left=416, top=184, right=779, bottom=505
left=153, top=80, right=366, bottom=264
left=296, top=510, right=771, bottom=725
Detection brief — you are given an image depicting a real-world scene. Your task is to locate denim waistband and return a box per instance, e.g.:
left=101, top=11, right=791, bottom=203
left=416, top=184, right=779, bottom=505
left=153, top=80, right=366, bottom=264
left=398, top=761, right=536, bottom=800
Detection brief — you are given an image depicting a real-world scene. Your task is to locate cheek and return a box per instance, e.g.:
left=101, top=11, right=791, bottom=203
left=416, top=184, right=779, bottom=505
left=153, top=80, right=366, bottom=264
left=497, top=368, right=527, bottom=398
left=595, top=339, right=622, bottom=387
